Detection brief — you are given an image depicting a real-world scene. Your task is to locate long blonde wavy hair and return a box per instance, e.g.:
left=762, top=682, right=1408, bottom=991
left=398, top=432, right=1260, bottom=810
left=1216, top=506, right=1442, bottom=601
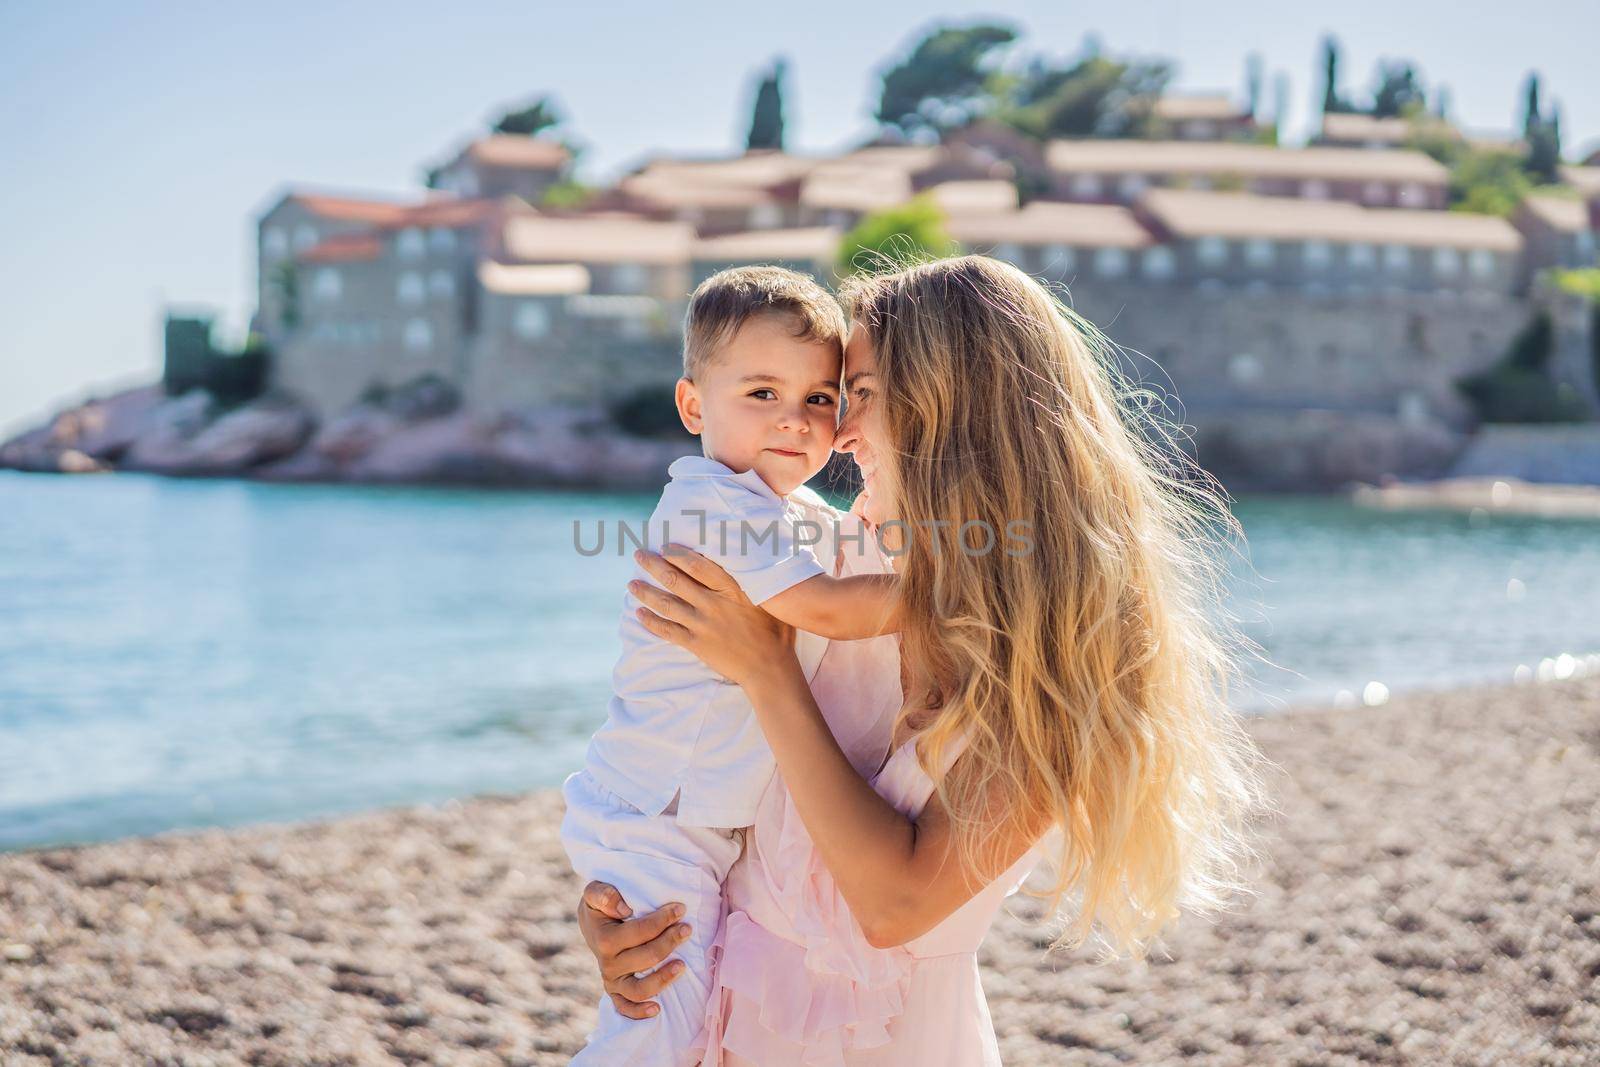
left=839, top=255, right=1266, bottom=959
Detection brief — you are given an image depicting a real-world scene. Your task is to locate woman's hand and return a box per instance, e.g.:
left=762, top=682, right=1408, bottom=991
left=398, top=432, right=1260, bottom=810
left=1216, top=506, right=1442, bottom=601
left=630, top=547, right=798, bottom=689
left=575, top=881, right=693, bottom=1019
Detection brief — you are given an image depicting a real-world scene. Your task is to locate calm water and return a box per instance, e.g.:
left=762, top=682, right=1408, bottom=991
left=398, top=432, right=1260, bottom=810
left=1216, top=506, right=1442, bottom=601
left=2, top=470, right=1597, bottom=853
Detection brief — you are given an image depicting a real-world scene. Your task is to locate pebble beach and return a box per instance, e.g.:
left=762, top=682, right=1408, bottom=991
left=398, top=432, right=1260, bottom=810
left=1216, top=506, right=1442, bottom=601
left=2, top=674, right=1596, bottom=1066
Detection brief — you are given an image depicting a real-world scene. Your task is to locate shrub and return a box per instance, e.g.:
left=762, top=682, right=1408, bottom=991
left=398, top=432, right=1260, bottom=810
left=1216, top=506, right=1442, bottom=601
left=610, top=383, right=693, bottom=439
left=1455, top=310, right=1587, bottom=423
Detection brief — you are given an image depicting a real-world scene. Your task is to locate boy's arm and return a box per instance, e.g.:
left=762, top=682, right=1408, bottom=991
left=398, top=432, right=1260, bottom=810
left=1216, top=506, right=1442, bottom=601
left=759, top=572, right=900, bottom=640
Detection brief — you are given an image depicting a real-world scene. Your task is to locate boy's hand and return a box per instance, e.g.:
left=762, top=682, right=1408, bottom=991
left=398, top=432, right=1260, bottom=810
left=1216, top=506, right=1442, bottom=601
left=576, top=881, right=692, bottom=1019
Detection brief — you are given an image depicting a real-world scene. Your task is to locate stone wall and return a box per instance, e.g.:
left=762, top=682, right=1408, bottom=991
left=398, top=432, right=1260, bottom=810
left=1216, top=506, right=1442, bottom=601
left=1449, top=424, right=1600, bottom=485
left=1058, top=281, right=1531, bottom=427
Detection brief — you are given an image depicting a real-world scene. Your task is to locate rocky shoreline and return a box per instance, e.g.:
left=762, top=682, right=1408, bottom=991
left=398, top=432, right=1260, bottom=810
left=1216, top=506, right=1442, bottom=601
left=1, top=675, right=1596, bottom=1065
left=5, top=379, right=1547, bottom=493
left=0, top=381, right=694, bottom=491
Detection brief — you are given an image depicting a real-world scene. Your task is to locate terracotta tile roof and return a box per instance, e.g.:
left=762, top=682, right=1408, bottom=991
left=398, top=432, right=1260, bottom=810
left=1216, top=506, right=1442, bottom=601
left=630, top=151, right=820, bottom=189
left=386, top=197, right=501, bottom=229
left=477, top=261, right=591, bottom=295
left=948, top=202, right=1154, bottom=249
left=620, top=173, right=779, bottom=210
left=1562, top=166, right=1600, bottom=199
left=1521, top=194, right=1591, bottom=233
left=501, top=213, right=694, bottom=265
left=835, top=144, right=944, bottom=171
left=1318, top=113, right=1412, bottom=144
left=692, top=226, right=840, bottom=261
left=799, top=163, right=913, bottom=213
left=1139, top=188, right=1521, bottom=250
left=288, top=193, right=416, bottom=224
left=1046, top=140, right=1450, bottom=184
left=297, top=233, right=385, bottom=263
left=926, top=179, right=1019, bottom=215
left=1154, top=94, right=1247, bottom=122
left=465, top=135, right=571, bottom=170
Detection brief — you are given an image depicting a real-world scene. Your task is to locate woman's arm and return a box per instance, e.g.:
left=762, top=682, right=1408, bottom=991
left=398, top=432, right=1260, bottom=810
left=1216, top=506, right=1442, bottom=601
left=631, top=548, right=1044, bottom=948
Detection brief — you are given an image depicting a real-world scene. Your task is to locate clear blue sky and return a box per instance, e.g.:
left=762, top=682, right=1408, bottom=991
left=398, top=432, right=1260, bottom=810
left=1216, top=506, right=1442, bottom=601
left=2, top=0, right=1596, bottom=435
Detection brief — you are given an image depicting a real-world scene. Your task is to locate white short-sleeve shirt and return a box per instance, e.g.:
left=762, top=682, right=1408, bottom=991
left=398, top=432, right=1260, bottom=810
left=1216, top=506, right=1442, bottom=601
left=584, top=456, right=834, bottom=828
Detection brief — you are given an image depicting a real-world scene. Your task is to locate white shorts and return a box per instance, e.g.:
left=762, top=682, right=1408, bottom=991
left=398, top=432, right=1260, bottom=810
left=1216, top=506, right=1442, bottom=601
left=560, top=769, right=743, bottom=1067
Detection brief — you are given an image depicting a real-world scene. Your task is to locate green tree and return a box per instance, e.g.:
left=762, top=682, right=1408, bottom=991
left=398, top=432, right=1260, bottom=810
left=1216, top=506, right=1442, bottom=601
left=1370, top=60, right=1425, bottom=118
left=837, top=196, right=955, bottom=276
left=1520, top=73, right=1541, bottom=140
left=1456, top=310, right=1586, bottom=423
left=1319, top=36, right=1349, bottom=114
left=1244, top=52, right=1263, bottom=118
left=1000, top=53, right=1171, bottom=139
left=269, top=262, right=300, bottom=330
left=540, top=179, right=594, bottom=210
left=875, top=23, right=1017, bottom=136
left=494, top=96, right=563, bottom=137
left=746, top=59, right=787, bottom=151
left=1525, top=111, right=1563, bottom=184
left=1449, top=148, right=1532, bottom=216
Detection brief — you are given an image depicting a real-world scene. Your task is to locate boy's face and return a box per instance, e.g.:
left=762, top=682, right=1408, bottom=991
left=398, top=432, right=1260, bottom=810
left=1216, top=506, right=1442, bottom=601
left=674, top=314, right=842, bottom=496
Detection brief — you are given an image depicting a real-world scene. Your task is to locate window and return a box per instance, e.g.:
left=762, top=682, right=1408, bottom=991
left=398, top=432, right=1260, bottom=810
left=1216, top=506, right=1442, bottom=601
left=1577, top=231, right=1597, bottom=264
left=513, top=301, right=551, bottom=340
left=263, top=227, right=289, bottom=258
left=611, top=263, right=648, bottom=294
left=403, top=318, right=432, bottom=352
left=1118, top=173, right=1148, bottom=199
left=428, top=269, right=455, bottom=299
left=293, top=224, right=319, bottom=252
left=312, top=268, right=342, bottom=302
left=1302, top=240, right=1332, bottom=271
left=1070, top=173, right=1103, bottom=199
left=429, top=227, right=457, bottom=254
left=1228, top=353, right=1262, bottom=383
left=1347, top=243, right=1377, bottom=269
left=1244, top=239, right=1274, bottom=269
left=1196, top=236, right=1228, bottom=268
left=1141, top=246, right=1176, bottom=280
left=1468, top=249, right=1495, bottom=279
left=1362, top=182, right=1389, bottom=205
left=747, top=203, right=784, bottom=229
left=396, top=227, right=426, bottom=259
left=1094, top=247, right=1129, bottom=277
left=397, top=271, right=425, bottom=305
left=992, top=242, right=1023, bottom=264
left=1383, top=245, right=1411, bottom=274
left=1432, top=247, right=1462, bottom=277
left=1046, top=244, right=1076, bottom=271
left=1301, top=179, right=1330, bottom=200
left=1398, top=182, right=1426, bottom=207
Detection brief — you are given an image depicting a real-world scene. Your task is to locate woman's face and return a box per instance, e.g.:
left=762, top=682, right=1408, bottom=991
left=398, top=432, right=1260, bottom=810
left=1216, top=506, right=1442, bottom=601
left=834, top=323, right=893, bottom=521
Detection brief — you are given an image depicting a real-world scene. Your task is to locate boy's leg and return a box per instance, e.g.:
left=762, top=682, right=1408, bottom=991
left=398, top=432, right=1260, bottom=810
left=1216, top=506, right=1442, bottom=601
left=560, top=771, right=741, bottom=1067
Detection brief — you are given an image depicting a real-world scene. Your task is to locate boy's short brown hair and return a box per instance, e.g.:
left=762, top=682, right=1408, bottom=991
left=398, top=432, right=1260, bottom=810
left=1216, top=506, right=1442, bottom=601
left=682, top=266, right=847, bottom=380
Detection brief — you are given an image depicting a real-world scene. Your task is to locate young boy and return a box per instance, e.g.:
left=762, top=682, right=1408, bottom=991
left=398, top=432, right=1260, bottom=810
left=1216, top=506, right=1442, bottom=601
left=561, top=267, right=898, bottom=1065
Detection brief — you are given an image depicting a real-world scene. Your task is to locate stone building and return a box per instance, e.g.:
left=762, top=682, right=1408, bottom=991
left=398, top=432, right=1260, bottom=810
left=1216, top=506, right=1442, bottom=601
left=241, top=125, right=1599, bottom=437
left=1045, top=140, right=1451, bottom=209
left=1150, top=94, right=1258, bottom=141
left=428, top=135, right=570, bottom=202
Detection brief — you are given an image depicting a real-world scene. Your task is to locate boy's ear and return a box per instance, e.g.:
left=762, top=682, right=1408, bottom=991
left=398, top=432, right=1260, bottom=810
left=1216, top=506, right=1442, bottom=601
left=674, top=377, right=703, bottom=435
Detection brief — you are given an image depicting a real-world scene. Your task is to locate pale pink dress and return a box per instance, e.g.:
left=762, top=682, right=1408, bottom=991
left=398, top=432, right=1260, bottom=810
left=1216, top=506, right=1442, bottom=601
left=695, top=512, right=1040, bottom=1066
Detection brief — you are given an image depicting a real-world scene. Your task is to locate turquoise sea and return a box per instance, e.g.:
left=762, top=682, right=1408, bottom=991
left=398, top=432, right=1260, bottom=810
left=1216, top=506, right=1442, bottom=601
left=2, top=470, right=1597, bottom=853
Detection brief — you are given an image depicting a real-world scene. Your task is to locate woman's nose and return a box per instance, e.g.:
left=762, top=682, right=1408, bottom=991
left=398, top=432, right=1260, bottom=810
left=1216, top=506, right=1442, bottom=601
left=833, top=413, right=859, bottom=453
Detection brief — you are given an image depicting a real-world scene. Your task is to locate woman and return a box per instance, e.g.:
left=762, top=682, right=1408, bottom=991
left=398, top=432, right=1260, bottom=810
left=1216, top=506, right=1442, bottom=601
left=577, top=256, right=1264, bottom=1063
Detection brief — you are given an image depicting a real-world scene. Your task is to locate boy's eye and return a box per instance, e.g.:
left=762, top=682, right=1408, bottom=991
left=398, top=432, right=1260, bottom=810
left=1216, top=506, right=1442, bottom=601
left=749, top=388, right=775, bottom=400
